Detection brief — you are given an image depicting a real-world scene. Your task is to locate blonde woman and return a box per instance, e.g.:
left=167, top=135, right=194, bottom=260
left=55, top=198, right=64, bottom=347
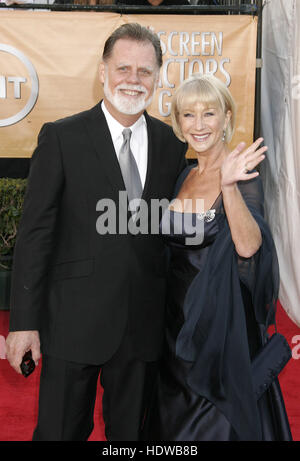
left=144, top=74, right=292, bottom=441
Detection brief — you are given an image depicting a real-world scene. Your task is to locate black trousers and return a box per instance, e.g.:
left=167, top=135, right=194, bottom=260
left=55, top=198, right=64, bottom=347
left=32, top=332, right=157, bottom=441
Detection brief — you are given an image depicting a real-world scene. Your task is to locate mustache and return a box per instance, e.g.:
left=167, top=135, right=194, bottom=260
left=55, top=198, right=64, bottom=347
left=116, top=84, right=147, bottom=94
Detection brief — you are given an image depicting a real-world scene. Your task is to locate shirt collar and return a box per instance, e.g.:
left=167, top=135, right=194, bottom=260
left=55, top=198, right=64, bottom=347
left=101, top=100, right=146, bottom=142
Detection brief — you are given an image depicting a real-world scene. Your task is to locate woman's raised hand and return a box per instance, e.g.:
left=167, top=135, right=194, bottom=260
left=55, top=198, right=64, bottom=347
left=221, top=137, right=267, bottom=188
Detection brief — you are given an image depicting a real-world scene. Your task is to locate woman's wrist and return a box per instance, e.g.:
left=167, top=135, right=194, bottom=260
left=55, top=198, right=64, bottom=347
left=221, top=182, right=238, bottom=193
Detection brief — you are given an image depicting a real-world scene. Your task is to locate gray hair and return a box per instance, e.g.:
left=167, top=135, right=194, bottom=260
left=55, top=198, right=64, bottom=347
left=102, top=23, right=163, bottom=69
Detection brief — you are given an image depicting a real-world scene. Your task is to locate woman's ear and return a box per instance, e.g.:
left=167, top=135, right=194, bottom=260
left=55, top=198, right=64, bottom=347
left=224, top=110, right=232, bottom=130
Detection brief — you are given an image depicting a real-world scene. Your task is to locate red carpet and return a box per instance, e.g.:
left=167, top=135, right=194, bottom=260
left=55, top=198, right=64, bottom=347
left=0, top=310, right=105, bottom=442
left=0, top=303, right=299, bottom=441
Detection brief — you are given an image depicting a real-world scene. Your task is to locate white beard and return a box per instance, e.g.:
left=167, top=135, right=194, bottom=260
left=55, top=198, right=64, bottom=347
left=103, top=78, right=156, bottom=115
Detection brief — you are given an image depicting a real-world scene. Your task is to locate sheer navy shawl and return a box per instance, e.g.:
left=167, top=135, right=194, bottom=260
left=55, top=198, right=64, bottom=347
left=173, top=165, right=279, bottom=441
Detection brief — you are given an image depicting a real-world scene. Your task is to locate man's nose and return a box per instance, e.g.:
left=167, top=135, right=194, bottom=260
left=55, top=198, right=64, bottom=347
left=126, top=69, right=140, bottom=84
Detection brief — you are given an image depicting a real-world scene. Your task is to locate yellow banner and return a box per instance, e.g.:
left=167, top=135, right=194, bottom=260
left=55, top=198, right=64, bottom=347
left=0, top=11, right=257, bottom=158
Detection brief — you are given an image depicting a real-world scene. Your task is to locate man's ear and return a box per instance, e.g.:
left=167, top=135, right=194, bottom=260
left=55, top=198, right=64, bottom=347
left=154, top=70, right=160, bottom=91
left=99, top=62, right=105, bottom=85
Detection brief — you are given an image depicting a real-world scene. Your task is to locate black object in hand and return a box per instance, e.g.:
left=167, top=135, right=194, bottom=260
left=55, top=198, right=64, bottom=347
left=20, top=350, right=35, bottom=377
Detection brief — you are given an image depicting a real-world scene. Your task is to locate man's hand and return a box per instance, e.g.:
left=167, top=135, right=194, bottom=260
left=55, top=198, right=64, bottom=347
left=6, top=331, right=41, bottom=375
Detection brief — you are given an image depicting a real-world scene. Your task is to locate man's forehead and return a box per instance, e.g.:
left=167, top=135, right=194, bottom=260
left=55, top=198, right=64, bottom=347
left=111, top=38, right=156, bottom=57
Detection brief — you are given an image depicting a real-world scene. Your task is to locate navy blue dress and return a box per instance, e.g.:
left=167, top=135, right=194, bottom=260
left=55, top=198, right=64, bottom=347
left=144, top=166, right=292, bottom=441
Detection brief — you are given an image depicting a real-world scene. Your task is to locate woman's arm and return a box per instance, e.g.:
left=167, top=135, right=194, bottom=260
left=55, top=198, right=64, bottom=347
left=222, top=184, right=262, bottom=258
left=221, top=138, right=267, bottom=258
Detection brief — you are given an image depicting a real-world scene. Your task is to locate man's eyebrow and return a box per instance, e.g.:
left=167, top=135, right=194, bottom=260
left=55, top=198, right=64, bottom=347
left=139, top=66, right=155, bottom=72
left=116, top=63, right=155, bottom=71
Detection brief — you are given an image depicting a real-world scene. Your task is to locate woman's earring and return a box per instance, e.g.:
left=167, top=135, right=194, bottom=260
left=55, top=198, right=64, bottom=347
left=222, top=130, right=226, bottom=142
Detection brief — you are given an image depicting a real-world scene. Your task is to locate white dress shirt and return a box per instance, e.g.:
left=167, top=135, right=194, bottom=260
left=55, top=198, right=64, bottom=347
left=101, top=101, right=148, bottom=188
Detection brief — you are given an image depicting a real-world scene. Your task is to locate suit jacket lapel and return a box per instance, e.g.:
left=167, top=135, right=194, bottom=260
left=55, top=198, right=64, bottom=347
left=83, top=102, right=125, bottom=193
left=143, top=111, right=160, bottom=203
left=84, top=103, right=159, bottom=205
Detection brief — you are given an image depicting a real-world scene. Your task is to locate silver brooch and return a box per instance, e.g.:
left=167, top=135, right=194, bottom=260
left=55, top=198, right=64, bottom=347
left=197, top=209, right=216, bottom=222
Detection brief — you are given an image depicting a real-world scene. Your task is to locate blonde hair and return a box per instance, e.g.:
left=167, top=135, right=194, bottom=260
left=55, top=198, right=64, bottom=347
left=171, top=74, right=236, bottom=144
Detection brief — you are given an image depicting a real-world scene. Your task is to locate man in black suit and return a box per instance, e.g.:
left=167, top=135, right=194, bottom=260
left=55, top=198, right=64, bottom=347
left=6, top=23, right=186, bottom=441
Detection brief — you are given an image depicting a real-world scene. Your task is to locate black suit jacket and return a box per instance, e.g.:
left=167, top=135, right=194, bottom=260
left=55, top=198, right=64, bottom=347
left=9, top=102, right=187, bottom=365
